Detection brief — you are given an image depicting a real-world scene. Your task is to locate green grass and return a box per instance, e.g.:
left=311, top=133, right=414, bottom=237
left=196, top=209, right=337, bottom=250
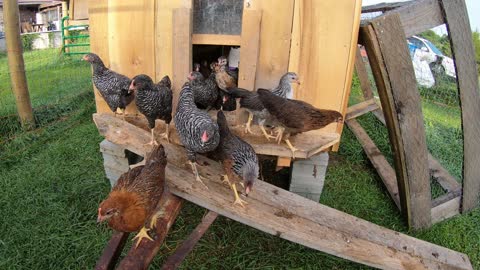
left=0, top=50, right=479, bottom=269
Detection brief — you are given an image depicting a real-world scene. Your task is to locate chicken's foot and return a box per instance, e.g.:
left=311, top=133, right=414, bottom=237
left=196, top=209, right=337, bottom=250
left=120, top=108, right=126, bottom=121
left=260, top=125, right=276, bottom=141
left=149, top=209, right=165, bottom=229
left=159, top=124, right=170, bottom=143
left=285, top=139, right=301, bottom=159
left=189, top=161, right=208, bottom=189
left=133, top=226, right=153, bottom=248
left=231, top=183, right=247, bottom=207
left=221, top=174, right=231, bottom=185
left=275, top=127, right=285, bottom=144
left=144, top=129, right=159, bottom=146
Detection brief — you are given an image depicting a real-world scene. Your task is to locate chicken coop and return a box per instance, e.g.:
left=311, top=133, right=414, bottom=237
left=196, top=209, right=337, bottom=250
left=78, top=0, right=477, bottom=269
left=87, top=0, right=360, bottom=160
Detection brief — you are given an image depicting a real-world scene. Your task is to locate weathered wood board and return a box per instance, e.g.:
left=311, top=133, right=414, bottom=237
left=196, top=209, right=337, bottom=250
left=440, top=0, right=480, bottom=213
left=93, top=113, right=472, bottom=270
left=123, top=112, right=339, bottom=160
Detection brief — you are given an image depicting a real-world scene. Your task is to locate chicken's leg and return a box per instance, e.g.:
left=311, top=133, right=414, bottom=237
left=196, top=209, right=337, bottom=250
left=260, top=125, right=276, bottom=141
left=231, top=183, right=247, bottom=207
left=189, top=161, right=208, bottom=189
left=145, top=129, right=159, bottom=146
left=133, top=226, right=153, bottom=248
left=285, top=139, right=301, bottom=159
left=221, top=174, right=231, bottom=185
left=275, top=127, right=285, bottom=144
left=159, top=124, right=170, bottom=143
left=149, top=209, right=165, bottom=229
left=244, top=112, right=254, bottom=134
left=120, top=108, right=126, bottom=121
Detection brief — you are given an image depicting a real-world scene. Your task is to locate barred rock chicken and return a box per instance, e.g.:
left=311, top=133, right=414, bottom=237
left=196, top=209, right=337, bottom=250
left=83, top=53, right=133, bottom=119
left=214, top=90, right=237, bottom=111
left=175, top=83, right=220, bottom=186
left=215, top=111, right=259, bottom=207
left=97, top=145, right=167, bottom=247
left=130, top=74, right=173, bottom=145
left=194, top=61, right=211, bottom=79
left=214, top=56, right=237, bottom=92
left=187, top=71, right=218, bottom=110
left=229, top=72, right=300, bottom=139
left=257, top=89, right=343, bottom=158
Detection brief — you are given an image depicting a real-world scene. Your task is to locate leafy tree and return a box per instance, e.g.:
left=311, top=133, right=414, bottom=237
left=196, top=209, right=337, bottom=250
left=472, top=30, right=480, bottom=75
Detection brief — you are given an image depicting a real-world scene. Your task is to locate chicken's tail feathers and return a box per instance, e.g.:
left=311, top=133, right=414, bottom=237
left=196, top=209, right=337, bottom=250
left=228, top=87, right=252, bottom=98
left=216, top=110, right=231, bottom=137
left=158, top=75, right=172, bottom=89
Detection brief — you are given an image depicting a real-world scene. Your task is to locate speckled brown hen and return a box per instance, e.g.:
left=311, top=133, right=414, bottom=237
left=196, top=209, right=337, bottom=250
left=214, top=56, right=237, bottom=92
left=257, top=89, right=343, bottom=158
left=97, top=145, right=167, bottom=247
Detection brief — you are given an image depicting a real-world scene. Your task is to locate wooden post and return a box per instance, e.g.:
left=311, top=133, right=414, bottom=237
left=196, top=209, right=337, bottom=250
left=172, top=8, right=192, bottom=113
left=61, top=1, right=69, bottom=53
left=440, top=0, right=480, bottom=213
left=3, top=0, right=35, bottom=129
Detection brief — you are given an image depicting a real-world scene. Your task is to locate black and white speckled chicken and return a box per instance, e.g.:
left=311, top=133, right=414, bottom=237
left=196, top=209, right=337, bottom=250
left=257, top=89, right=343, bottom=158
left=83, top=53, right=133, bottom=119
left=213, top=90, right=237, bottom=111
left=187, top=71, right=218, bottom=110
left=174, top=83, right=220, bottom=186
left=215, top=111, right=259, bottom=207
left=130, top=74, right=173, bottom=145
left=229, top=72, right=300, bottom=139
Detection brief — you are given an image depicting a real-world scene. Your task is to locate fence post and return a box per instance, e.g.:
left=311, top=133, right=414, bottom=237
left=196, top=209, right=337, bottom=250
left=3, top=0, right=35, bottom=129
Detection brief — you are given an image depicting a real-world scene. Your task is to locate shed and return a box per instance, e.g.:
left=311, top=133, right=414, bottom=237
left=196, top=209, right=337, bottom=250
left=87, top=0, right=361, bottom=158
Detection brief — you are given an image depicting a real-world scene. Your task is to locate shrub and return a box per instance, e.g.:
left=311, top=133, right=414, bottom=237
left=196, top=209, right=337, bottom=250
left=20, top=33, right=39, bottom=51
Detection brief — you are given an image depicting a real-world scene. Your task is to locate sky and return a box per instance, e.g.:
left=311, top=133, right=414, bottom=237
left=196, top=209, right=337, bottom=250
left=362, top=0, right=479, bottom=33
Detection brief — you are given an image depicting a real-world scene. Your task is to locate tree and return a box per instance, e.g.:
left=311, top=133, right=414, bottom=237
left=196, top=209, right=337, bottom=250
left=472, top=30, right=480, bottom=75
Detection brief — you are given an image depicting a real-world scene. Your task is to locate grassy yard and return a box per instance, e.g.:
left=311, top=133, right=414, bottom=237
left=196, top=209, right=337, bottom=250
left=0, top=49, right=479, bottom=269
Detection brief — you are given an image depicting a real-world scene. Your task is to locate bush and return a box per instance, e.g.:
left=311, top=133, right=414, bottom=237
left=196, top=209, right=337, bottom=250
left=20, top=33, right=39, bottom=51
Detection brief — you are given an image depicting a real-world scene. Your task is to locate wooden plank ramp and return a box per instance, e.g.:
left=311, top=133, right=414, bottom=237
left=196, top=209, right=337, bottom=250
left=93, top=113, right=472, bottom=270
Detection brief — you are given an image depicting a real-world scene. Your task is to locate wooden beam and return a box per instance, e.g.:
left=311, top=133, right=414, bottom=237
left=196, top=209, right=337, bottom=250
left=172, top=8, right=192, bottom=113
left=116, top=192, right=183, bottom=270
left=94, top=232, right=130, bottom=270
left=192, top=34, right=241, bottom=46
left=3, top=0, right=34, bottom=129
left=354, top=46, right=374, bottom=100
left=431, top=190, right=462, bottom=208
left=93, top=113, right=473, bottom=270
left=369, top=14, right=432, bottom=229
left=383, top=0, right=444, bottom=38
left=346, top=119, right=401, bottom=209
left=440, top=0, right=480, bottom=213
left=161, top=211, right=219, bottom=270
left=427, top=153, right=461, bottom=193
left=236, top=9, right=262, bottom=125
left=126, top=112, right=339, bottom=160
left=346, top=99, right=379, bottom=120
left=431, top=196, right=461, bottom=224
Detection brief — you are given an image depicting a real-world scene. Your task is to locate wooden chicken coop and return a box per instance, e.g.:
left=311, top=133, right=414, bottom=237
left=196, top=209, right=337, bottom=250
left=83, top=1, right=475, bottom=269
left=87, top=0, right=361, bottom=160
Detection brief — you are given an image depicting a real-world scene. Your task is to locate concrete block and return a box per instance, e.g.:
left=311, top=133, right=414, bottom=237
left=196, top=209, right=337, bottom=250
left=289, top=152, right=329, bottom=201
left=100, top=139, right=126, bottom=157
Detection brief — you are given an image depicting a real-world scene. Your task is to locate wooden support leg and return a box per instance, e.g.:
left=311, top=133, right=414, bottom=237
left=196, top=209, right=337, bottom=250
left=116, top=192, right=183, bottom=270
left=95, top=232, right=130, bottom=270
left=161, top=211, right=219, bottom=270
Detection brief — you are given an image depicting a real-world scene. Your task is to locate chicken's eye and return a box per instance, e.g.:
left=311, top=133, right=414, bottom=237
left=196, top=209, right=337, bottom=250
left=105, top=209, right=114, bottom=215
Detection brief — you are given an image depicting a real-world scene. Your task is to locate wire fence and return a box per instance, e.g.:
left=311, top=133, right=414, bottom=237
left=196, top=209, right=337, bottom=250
left=0, top=30, right=92, bottom=144
left=351, top=24, right=464, bottom=199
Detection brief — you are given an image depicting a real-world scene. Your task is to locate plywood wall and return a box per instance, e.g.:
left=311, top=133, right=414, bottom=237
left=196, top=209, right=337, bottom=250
left=247, top=0, right=295, bottom=89
left=289, top=0, right=362, bottom=135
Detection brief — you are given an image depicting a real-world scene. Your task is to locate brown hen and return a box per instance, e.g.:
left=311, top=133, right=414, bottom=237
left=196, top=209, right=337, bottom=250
left=257, top=89, right=343, bottom=158
left=97, top=145, right=167, bottom=247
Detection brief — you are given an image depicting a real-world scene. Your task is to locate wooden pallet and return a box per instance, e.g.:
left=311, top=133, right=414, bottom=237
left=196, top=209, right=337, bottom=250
left=93, top=113, right=472, bottom=270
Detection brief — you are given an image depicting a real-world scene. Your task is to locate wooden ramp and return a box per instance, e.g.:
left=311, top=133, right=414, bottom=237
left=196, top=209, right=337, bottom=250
left=93, top=113, right=472, bottom=270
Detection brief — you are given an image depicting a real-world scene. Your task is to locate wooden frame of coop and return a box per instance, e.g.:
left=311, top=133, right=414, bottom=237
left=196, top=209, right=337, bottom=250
left=347, top=0, right=480, bottom=230
left=88, top=0, right=361, bottom=162
left=86, top=0, right=474, bottom=269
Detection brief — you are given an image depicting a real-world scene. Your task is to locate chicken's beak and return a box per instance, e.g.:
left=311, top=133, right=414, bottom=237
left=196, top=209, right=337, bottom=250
left=97, top=208, right=104, bottom=223
left=245, top=182, right=253, bottom=196
left=82, top=55, right=88, bottom=61
left=294, top=79, right=301, bottom=85
left=129, top=80, right=135, bottom=92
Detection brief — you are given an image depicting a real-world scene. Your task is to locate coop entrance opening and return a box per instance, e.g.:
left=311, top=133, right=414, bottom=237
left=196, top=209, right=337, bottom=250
left=192, top=45, right=240, bottom=78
